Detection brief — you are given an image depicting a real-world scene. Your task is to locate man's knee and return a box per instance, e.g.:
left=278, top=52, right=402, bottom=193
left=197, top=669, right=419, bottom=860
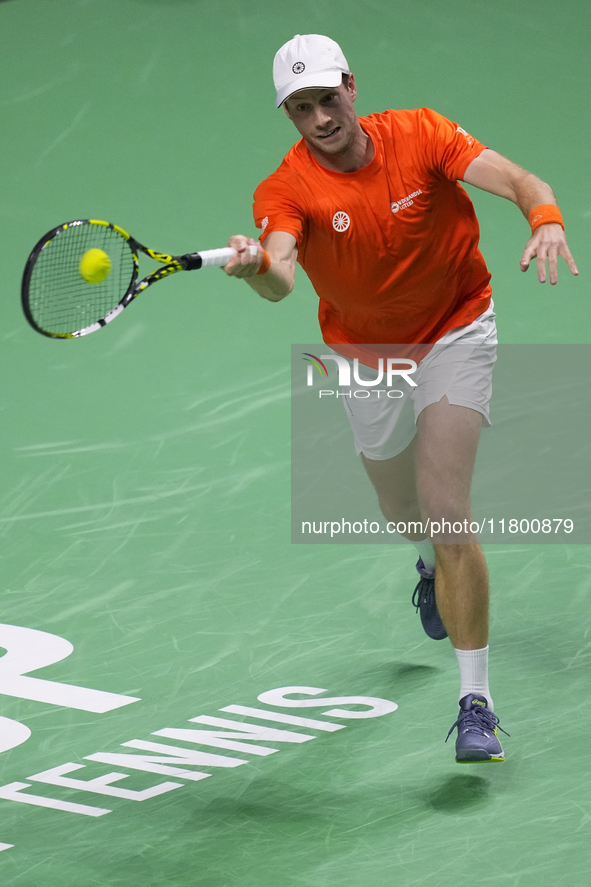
left=377, top=493, right=421, bottom=524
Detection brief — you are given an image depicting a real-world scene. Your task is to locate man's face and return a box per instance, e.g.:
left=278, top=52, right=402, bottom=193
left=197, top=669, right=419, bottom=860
left=283, top=75, right=358, bottom=157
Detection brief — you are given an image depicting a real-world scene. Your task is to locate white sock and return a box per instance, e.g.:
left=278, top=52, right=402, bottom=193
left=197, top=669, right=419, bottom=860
left=413, top=539, right=436, bottom=574
left=454, top=645, right=493, bottom=710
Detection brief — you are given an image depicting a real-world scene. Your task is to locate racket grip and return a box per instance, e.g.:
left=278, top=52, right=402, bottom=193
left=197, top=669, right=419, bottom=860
left=197, top=245, right=258, bottom=267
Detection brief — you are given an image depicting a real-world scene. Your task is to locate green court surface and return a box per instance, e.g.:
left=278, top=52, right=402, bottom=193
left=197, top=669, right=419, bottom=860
left=0, top=1, right=590, bottom=885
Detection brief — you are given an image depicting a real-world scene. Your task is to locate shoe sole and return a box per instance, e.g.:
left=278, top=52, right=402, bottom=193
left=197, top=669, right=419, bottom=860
left=456, top=753, right=505, bottom=763
left=422, top=621, right=448, bottom=640
left=415, top=584, right=448, bottom=640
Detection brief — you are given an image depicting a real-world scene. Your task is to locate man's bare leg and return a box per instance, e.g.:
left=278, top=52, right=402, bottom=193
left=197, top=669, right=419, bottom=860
left=359, top=399, right=507, bottom=759
left=415, top=396, right=488, bottom=651
left=360, top=403, right=489, bottom=649
left=413, top=396, right=507, bottom=763
left=360, top=438, right=437, bottom=571
left=357, top=398, right=489, bottom=651
left=360, top=438, right=423, bottom=539
left=432, top=544, right=488, bottom=649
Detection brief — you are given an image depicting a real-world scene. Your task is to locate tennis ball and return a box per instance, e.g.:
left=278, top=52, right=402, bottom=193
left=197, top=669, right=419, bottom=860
left=79, top=248, right=112, bottom=284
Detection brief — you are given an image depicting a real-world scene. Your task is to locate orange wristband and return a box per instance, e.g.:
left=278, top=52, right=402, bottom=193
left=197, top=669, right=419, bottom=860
left=528, top=204, right=564, bottom=234
left=256, top=249, right=271, bottom=275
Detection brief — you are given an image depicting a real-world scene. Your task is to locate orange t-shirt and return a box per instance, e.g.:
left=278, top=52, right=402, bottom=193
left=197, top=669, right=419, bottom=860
left=253, top=107, right=492, bottom=348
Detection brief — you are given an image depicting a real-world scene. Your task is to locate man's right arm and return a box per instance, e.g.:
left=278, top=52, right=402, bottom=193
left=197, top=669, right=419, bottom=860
left=222, top=231, right=298, bottom=302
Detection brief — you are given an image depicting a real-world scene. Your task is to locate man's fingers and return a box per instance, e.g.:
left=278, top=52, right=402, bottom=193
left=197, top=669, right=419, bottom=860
left=240, top=241, right=261, bottom=264
left=520, top=242, right=536, bottom=272
left=547, top=246, right=558, bottom=286
left=222, top=236, right=262, bottom=277
left=560, top=244, right=579, bottom=276
left=535, top=251, right=547, bottom=284
left=234, top=239, right=260, bottom=263
left=227, top=235, right=250, bottom=252
left=521, top=227, right=579, bottom=283
left=224, top=236, right=248, bottom=271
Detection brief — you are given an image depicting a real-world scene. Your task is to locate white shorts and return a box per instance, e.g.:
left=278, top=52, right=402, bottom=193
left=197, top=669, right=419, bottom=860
left=333, top=302, right=497, bottom=460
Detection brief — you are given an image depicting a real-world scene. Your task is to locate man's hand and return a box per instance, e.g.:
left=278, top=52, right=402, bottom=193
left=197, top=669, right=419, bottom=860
left=221, top=231, right=298, bottom=302
left=520, top=222, right=578, bottom=285
left=463, top=149, right=579, bottom=285
left=222, top=235, right=264, bottom=278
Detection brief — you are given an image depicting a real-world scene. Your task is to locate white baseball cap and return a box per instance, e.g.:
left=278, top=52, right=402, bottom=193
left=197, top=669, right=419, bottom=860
left=273, top=34, right=350, bottom=108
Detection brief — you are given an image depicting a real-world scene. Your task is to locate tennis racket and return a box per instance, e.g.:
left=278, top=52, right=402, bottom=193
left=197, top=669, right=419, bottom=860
left=21, top=219, right=255, bottom=339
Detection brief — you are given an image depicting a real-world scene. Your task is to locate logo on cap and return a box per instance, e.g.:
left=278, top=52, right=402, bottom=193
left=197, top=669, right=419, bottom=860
left=292, top=62, right=305, bottom=74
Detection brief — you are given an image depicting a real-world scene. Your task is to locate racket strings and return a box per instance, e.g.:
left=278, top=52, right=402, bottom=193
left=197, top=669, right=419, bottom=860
left=26, top=223, right=135, bottom=335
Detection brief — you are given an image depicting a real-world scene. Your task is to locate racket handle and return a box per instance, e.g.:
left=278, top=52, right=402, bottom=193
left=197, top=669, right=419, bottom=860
left=197, top=245, right=258, bottom=267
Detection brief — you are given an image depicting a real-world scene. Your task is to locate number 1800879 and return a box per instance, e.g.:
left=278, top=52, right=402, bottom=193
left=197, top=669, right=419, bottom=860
left=491, top=518, right=573, bottom=534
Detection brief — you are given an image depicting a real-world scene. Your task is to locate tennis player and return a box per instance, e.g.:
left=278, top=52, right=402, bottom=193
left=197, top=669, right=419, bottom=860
left=223, top=34, right=578, bottom=762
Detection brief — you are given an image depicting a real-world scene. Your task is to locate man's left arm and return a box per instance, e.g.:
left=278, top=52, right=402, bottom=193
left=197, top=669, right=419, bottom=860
left=462, top=148, right=578, bottom=285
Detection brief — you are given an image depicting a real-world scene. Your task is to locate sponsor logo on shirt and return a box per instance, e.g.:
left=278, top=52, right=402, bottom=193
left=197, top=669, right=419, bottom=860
left=333, top=211, right=350, bottom=232
left=261, top=216, right=269, bottom=232
left=391, top=189, right=423, bottom=214
left=456, top=125, right=475, bottom=146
